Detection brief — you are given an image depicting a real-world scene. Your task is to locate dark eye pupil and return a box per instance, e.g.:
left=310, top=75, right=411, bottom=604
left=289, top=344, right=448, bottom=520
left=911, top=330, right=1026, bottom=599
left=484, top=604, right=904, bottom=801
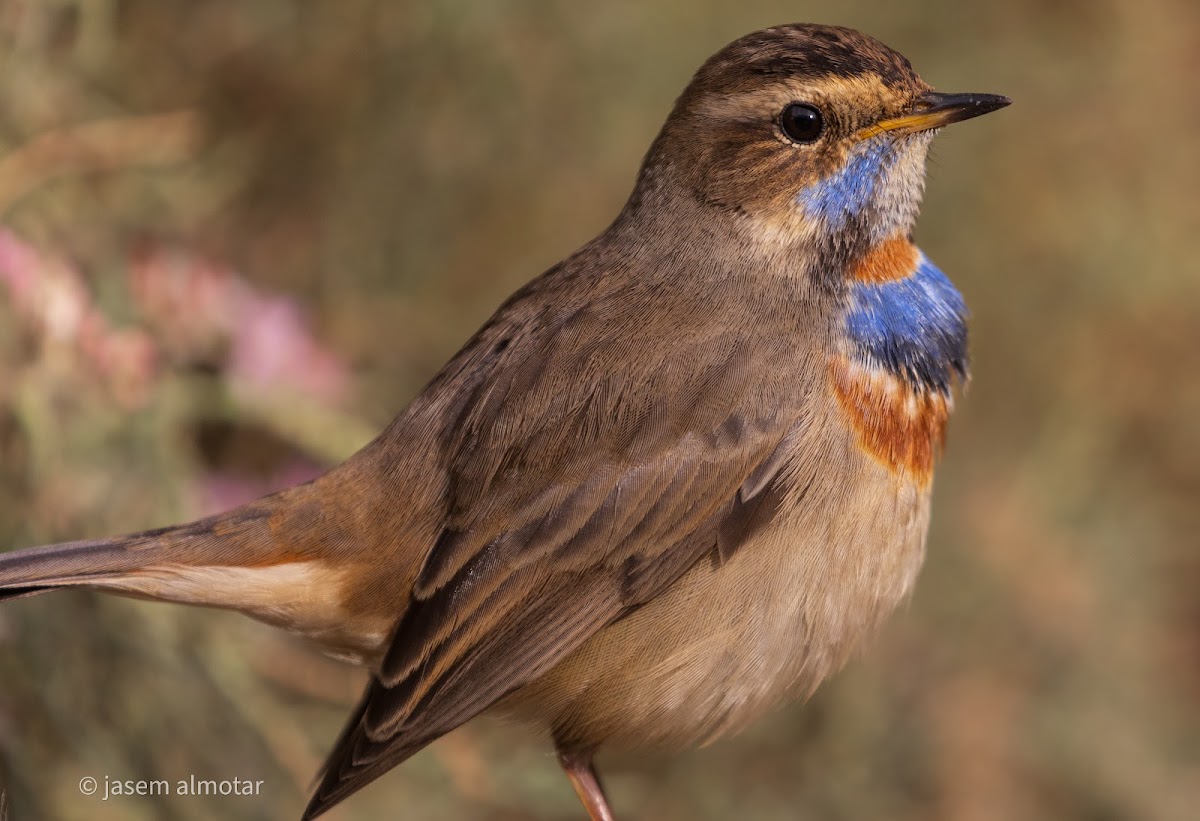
left=780, top=103, right=823, bottom=143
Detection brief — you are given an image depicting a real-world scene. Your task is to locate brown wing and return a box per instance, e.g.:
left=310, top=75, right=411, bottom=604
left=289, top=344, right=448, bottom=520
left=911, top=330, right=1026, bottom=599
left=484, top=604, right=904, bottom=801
left=303, top=277, right=809, bottom=818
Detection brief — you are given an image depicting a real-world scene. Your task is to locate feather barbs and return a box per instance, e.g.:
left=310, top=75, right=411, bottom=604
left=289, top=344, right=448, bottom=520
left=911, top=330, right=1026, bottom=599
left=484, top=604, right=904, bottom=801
left=829, top=355, right=952, bottom=482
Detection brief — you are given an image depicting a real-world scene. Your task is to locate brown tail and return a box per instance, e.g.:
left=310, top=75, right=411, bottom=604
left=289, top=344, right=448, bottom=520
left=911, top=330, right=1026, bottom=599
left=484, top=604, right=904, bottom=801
left=0, top=488, right=323, bottom=614
left=0, top=533, right=161, bottom=602
left=0, top=509, right=250, bottom=597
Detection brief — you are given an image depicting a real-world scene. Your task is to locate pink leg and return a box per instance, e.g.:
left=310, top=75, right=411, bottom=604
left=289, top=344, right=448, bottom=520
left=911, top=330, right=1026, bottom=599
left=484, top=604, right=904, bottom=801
left=557, top=748, right=616, bottom=821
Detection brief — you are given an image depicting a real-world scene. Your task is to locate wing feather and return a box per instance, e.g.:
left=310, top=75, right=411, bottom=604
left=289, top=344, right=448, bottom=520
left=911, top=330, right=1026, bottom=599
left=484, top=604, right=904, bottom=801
left=303, top=276, right=814, bottom=819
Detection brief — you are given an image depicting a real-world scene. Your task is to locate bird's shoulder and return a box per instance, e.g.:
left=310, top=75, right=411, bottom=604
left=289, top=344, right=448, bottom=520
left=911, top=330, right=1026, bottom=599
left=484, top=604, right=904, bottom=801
left=419, top=254, right=824, bottom=522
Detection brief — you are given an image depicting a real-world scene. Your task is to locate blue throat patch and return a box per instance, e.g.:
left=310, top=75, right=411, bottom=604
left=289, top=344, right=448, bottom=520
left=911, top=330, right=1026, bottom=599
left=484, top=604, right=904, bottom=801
left=844, top=253, right=968, bottom=391
left=798, top=138, right=897, bottom=230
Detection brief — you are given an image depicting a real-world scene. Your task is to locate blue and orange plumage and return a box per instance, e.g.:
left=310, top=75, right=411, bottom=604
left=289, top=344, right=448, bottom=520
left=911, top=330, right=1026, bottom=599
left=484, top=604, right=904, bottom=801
left=834, top=240, right=968, bottom=482
left=0, top=24, right=1007, bottom=821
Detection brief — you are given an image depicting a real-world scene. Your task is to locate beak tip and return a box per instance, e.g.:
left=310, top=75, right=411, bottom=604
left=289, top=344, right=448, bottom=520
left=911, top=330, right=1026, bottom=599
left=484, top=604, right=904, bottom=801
left=915, top=91, right=1013, bottom=127
left=978, top=93, right=1013, bottom=111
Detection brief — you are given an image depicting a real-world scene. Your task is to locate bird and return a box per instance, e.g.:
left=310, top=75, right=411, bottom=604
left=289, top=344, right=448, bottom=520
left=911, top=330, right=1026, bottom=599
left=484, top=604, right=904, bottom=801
left=0, top=23, right=1008, bottom=821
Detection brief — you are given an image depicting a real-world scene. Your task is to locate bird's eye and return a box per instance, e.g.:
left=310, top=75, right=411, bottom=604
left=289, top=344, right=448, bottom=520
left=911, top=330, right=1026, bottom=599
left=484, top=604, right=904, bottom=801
left=779, top=103, right=824, bottom=144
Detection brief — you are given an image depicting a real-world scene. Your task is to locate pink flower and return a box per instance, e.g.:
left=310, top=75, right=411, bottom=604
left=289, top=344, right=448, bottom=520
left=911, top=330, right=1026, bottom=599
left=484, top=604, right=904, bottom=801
left=0, top=228, right=91, bottom=343
left=228, top=295, right=349, bottom=404
left=0, top=228, right=39, bottom=305
left=131, top=245, right=350, bottom=404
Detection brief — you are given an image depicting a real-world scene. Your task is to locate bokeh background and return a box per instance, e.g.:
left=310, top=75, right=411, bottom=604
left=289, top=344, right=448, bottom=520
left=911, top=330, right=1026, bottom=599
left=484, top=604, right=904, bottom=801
left=0, top=1, right=1197, bottom=819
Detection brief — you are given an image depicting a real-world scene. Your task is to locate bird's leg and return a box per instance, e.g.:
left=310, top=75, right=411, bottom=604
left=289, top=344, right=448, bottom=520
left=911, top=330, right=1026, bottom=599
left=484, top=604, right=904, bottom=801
left=556, top=747, right=615, bottom=821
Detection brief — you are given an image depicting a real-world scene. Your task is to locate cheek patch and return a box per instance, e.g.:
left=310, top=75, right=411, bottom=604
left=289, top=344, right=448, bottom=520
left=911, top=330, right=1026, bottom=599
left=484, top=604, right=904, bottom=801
left=797, top=138, right=896, bottom=229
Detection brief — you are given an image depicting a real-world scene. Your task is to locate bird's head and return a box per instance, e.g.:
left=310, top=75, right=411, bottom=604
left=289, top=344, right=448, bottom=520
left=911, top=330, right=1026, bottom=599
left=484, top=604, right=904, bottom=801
left=639, top=24, right=1009, bottom=266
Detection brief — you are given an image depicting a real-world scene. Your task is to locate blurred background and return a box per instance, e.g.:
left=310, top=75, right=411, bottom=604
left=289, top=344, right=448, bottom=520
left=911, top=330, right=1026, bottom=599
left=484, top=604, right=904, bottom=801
left=0, top=0, right=1197, bottom=819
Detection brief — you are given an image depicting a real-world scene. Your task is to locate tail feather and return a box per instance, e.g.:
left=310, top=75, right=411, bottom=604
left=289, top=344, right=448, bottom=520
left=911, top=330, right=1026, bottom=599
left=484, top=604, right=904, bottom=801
left=1, top=481, right=390, bottom=665
left=0, top=534, right=168, bottom=599
left=0, top=492, right=307, bottom=611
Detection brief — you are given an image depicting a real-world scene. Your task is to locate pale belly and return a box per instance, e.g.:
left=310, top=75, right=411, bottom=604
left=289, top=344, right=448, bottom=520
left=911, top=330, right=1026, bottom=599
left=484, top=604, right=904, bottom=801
left=503, top=452, right=933, bottom=752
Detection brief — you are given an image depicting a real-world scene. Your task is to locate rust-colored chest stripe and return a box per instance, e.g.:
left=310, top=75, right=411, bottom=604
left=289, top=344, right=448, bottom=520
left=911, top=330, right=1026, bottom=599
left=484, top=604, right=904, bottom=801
left=830, top=356, right=951, bottom=483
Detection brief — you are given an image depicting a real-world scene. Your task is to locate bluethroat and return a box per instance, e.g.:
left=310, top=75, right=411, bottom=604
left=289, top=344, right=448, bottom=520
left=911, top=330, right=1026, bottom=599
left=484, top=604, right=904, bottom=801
left=0, top=23, right=1009, bottom=820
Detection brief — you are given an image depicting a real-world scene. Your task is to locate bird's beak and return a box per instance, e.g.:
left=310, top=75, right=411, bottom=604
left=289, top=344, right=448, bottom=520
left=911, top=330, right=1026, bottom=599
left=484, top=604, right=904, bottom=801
left=858, top=91, right=1011, bottom=139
